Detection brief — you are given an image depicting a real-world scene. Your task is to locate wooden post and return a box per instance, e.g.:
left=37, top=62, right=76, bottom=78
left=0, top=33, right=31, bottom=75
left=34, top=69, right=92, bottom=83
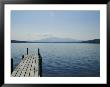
left=39, top=57, right=42, bottom=77
left=27, top=48, right=28, bottom=55
left=38, top=48, right=42, bottom=77
left=38, top=48, right=40, bottom=56
left=22, top=55, right=24, bottom=59
left=11, top=58, right=13, bottom=73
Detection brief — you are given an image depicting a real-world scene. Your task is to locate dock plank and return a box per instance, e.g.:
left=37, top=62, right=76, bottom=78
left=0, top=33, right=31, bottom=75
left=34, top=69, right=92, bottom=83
left=11, top=53, right=39, bottom=77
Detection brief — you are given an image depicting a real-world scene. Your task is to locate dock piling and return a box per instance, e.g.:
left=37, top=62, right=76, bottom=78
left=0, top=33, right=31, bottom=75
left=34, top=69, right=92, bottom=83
left=27, top=48, right=28, bottom=55
left=38, top=48, right=40, bottom=56
left=11, top=58, right=13, bottom=73
left=38, top=48, right=42, bottom=77
left=39, top=56, right=42, bottom=77
left=22, top=55, right=24, bottom=59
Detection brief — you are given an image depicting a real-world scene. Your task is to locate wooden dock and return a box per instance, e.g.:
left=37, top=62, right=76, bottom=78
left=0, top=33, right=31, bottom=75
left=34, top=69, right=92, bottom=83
left=11, top=48, right=42, bottom=77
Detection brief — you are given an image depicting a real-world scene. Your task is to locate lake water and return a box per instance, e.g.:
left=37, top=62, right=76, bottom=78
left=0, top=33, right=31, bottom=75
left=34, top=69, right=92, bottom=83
left=11, top=43, right=100, bottom=77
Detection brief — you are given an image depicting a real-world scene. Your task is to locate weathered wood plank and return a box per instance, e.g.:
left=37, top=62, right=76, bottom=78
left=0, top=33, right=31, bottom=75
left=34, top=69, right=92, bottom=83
left=15, top=70, right=22, bottom=77
left=20, top=71, right=26, bottom=77
left=25, top=71, right=29, bottom=77
left=11, top=53, right=39, bottom=77
left=11, top=70, right=17, bottom=77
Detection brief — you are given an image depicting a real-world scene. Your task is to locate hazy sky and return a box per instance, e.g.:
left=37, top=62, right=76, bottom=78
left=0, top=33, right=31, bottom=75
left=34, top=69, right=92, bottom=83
left=11, top=10, right=100, bottom=41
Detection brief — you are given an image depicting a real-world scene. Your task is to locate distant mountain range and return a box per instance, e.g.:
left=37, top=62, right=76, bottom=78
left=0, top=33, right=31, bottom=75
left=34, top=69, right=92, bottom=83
left=81, top=39, right=100, bottom=43
left=11, top=37, right=100, bottom=44
left=11, top=40, right=28, bottom=43
left=31, top=37, right=81, bottom=42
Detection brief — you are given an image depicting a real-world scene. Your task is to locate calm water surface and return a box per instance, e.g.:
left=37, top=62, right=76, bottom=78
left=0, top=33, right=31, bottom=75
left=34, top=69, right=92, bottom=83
left=11, top=43, right=100, bottom=77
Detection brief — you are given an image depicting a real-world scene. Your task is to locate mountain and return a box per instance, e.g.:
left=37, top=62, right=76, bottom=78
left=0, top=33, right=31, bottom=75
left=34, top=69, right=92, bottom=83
left=32, top=37, right=81, bottom=42
left=81, top=39, right=100, bottom=43
left=11, top=40, right=28, bottom=43
left=11, top=38, right=100, bottom=43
